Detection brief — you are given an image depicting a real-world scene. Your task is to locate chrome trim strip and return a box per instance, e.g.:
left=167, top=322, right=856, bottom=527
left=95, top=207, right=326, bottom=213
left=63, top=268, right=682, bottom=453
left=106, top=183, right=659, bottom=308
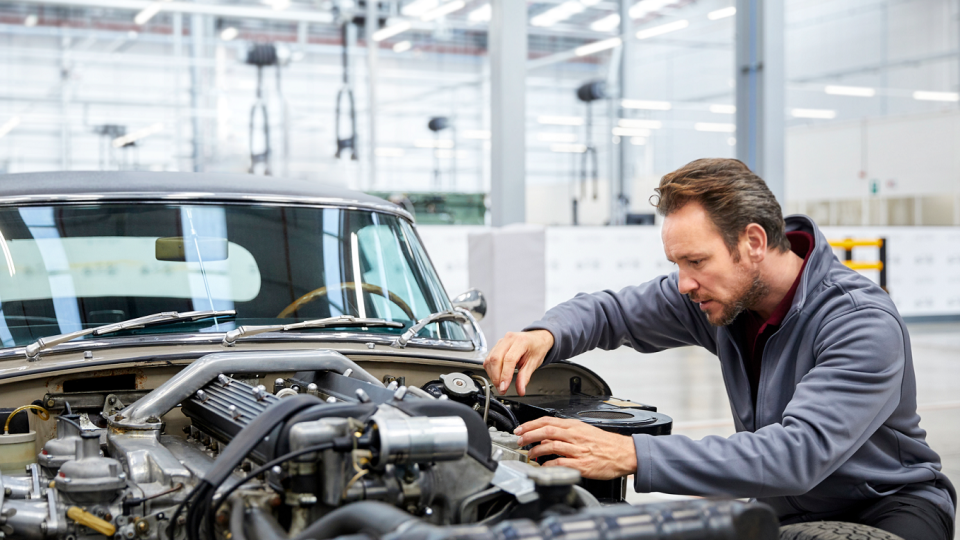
left=0, top=192, right=415, bottom=222
left=0, top=331, right=477, bottom=361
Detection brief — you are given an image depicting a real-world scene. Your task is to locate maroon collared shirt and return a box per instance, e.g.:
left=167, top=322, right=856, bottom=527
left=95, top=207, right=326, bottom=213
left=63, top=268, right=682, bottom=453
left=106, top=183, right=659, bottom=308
left=737, top=231, right=813, bottom=407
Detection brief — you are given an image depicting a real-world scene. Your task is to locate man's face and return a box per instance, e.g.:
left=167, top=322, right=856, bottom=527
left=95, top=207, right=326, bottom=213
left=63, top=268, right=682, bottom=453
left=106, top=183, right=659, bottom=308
left=661, top=202, right=766, bottom=326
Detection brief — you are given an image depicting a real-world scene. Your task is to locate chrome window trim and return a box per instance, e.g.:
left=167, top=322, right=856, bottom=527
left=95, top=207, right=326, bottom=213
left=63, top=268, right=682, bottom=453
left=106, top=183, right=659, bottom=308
left=0, top=192, right=415, bottom=222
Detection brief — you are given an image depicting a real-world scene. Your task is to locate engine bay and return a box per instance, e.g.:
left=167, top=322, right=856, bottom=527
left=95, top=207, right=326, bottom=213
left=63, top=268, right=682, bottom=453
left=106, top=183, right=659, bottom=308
left=0, top=350, right=777, bottom=540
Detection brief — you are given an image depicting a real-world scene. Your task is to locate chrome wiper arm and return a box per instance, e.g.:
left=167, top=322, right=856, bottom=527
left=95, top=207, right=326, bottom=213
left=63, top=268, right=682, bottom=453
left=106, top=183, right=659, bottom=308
left=221, top=315, right=404, bottom=346
left=391, top=309, right=485, bottom=351
left=25, top=309, right=236, bottom=361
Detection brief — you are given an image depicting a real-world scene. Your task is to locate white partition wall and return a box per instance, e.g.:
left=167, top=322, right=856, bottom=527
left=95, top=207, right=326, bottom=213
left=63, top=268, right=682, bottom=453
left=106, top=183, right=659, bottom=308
left=418, top=224, right=960, bottom=328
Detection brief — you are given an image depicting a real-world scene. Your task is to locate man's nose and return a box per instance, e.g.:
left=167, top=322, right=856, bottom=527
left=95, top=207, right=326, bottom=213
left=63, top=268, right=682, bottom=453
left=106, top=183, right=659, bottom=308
left=677, top=271, right=698, bottom=296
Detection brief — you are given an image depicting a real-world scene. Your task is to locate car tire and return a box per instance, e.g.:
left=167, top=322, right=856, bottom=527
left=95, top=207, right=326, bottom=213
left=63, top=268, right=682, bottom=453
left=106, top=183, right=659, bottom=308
left=779, top=521, right=905, bottom=540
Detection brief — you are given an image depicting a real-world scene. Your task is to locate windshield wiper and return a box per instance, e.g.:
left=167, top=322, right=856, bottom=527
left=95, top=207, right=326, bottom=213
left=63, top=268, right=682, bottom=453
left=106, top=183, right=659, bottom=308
left=221, top=315, right=405, bottom=346
left=391, top=309, right=485, bottom=351
left=25, top=310, right=237, bottom=361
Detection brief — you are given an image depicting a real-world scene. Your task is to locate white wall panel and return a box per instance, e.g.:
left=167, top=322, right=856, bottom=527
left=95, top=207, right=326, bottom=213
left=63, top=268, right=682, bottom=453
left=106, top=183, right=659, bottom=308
left=418, top=225, right=960, bottom=325
left=788, top=111, right=960, bottom=201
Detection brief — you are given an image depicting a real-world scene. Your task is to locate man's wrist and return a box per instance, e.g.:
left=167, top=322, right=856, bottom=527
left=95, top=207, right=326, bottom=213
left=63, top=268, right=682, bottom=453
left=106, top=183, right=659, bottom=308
left=525, top=329, right=555, bottom=355
left=618, top=434, right=638, bottom=477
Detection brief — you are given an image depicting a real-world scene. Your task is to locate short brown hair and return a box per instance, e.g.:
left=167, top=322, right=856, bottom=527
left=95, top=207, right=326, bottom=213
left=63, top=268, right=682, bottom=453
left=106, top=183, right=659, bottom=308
left=650, top=158, right=791, bottom=255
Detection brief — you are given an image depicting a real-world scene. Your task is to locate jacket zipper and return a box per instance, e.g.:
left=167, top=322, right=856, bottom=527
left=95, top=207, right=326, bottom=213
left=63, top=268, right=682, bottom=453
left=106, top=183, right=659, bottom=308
left=754, top=309, right=800, bottom=430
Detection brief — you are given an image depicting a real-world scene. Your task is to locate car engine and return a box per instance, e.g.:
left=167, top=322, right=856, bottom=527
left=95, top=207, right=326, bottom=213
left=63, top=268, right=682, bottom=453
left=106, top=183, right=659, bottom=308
left=0, top=350, right=778, bottom=540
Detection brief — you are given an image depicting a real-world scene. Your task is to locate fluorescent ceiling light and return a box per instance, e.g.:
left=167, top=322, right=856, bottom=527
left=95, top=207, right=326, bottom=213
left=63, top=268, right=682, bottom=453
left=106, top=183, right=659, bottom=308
left=694, top=122, right=736, bottom=132
left=791, top=108, right=836, bottom=119
left=709, top=104, right=736, bottom=114
left=590, top=13, right=619, bottom=31
left=375, top=147, right=405, bottom=157
left=373, top=21, right=411, bottom=42
left=24, top=14, right=38, bottom=26
left=422, top=0, right=465, bottom=21
left=636, top=19, right=688, bottom=39
left=468, top=3, right=490, bottom=21
left=220, top=27, right=238, bottom=40
left=630, top=137, right=647, bottom=145
left=612, top=127, right=651, bottom=137
left=0, top=116, right=21, bottom=139
left=538, top=132, right=578, bottom=143
left=622, top=99, right=671, bottom=110
left=538, top=115, right=584, bottom=126
left=415, top=139, right=454, bottom=148
left=113, top=123, right=164, bottom=148
left=551, top=143, right=587, bottom=153
left=462, top=130, right=491, bottom=139
left=618, top=118, right=661, bottom=129
left=630, top=0, right=680, bottom=20
left=134, top=1, right=165, bottom=25
left=531, top=1, right=585, bottom=27
left=707, top=6, right=736, bottom=20
left=575, top=37, right=621, bottom=57
left=912, top=90, right=960, bottom=102
left=824, top=85, right=875, bottom=97
left=402, top=0, right=439, bottom=17
left=393, top=40, right=412, bottom=53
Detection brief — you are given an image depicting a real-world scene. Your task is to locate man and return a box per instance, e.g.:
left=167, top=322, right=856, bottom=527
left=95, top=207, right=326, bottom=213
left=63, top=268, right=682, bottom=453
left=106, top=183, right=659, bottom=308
left=483, top=159, right=955, bottom=540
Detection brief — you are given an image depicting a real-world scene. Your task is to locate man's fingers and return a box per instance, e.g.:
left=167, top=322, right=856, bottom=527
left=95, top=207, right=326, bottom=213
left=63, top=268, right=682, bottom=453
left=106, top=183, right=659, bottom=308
left=497, top=343, right=525, bottom=394
left=527, top=440, right=581, bottom=461
left=515, top=356, right=540, bottom=397
left=514, top=416, right=576, bottom=436
left=541, top=457, right=577, bottom=469
left=517, top=424, right=570, bottom=446
left=483, top=340, right=509, bottom=387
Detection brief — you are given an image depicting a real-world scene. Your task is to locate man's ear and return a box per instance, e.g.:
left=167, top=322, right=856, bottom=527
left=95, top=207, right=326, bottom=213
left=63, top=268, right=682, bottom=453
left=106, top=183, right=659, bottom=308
left=742, top=223, right=768, bottom=262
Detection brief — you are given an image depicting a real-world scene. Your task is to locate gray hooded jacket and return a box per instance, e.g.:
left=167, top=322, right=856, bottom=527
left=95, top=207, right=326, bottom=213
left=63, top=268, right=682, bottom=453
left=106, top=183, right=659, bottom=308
left=525, top=215, right=956, bottom=521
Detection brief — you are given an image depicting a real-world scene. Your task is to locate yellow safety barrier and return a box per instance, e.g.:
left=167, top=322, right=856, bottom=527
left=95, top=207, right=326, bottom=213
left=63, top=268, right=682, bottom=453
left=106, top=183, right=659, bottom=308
left=828, top=237, right=888, bottom=292
left=828, top=239, right=884, bottom=250
left=842, top=261, right=884, bottom=272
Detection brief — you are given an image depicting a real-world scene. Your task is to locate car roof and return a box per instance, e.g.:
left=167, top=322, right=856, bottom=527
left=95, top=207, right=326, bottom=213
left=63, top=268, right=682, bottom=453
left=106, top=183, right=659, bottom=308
left=0, top=171, right=411, bottom=219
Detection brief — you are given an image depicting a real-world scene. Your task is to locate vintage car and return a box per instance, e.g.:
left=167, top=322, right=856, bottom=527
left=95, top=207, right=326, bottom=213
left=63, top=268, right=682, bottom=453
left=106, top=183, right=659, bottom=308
left=0, top=171, right=778, bottom=540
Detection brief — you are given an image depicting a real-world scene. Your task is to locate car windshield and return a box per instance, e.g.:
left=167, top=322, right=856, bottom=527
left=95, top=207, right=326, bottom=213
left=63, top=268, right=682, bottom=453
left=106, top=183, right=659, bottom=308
left=0, top=203, right=460, bottom=348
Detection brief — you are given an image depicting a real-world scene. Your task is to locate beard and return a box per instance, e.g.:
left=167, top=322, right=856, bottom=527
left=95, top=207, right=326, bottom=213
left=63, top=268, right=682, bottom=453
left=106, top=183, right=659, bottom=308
left=689, top=268, right=769, bottom=327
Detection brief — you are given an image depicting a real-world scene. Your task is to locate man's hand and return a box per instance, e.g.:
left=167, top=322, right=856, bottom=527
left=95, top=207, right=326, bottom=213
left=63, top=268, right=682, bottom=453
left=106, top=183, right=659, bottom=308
left=483, top=330, right=554, bottom=396
left=516, top=417, right=637, bottom=481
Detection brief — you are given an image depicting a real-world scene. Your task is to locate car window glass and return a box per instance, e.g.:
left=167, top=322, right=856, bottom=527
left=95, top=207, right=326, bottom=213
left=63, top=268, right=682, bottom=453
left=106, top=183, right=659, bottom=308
left=0, top=204, right=455, bottom=347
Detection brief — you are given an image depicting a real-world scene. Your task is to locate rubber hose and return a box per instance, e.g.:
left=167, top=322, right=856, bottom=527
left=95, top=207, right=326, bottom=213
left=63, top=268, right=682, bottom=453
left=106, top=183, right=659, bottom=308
left=191, top=394, right=323, bottom=540
left=292, top=501, right=417, bottom=540
left=203, top=394, right=323, bottom=486
left=486, top=399, right=519, bottom=429
left=486, top=410, right=514, bottom=433
left=242, top=506, right=289, bottom=540
left=273, top=402, right=377, bottom=459
left=230, top=498, right=247, bottom=540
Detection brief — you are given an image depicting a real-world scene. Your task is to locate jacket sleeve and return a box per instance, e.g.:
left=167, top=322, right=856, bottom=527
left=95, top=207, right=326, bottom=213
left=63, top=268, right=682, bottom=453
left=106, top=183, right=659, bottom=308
left=633, top=307, right=906, bottom=498
left=523, top=273, right=717, bottom=364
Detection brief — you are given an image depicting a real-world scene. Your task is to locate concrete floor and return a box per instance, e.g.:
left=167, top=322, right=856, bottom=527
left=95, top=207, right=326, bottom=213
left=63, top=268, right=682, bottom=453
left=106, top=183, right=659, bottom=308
left=572, top=322, right=959, bottom=536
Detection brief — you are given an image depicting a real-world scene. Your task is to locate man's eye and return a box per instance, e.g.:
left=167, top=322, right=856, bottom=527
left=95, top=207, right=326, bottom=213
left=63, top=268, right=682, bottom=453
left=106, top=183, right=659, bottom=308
left=689, top=260, right=702, bottom=266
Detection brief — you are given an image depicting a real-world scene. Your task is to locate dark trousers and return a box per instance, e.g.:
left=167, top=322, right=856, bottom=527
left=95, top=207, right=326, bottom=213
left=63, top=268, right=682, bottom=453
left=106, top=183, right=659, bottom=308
left=818, top=493, right=955, bottom=540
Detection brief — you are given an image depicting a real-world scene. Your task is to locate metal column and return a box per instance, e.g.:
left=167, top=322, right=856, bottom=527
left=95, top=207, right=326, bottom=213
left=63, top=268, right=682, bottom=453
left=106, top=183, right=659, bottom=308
left=735, top=0, right=784, bottom=202
left=190, top=13, right=205, bottom=172
left=365, top=0, right=378, bottom=189
left=173, top=13, right=183, bottom=172
left=489, top=0, right=526, bottom=226
left=613, top=0, right=635, bottom=225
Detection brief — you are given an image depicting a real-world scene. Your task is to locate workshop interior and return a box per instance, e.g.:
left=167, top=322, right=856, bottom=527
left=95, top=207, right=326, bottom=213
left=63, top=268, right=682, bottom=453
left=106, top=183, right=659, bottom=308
left=0, top=0, right=958, bottom=539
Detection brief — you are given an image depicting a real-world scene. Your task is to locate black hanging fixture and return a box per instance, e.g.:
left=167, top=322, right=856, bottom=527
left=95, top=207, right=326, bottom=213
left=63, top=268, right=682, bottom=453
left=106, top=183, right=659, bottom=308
left=245, top=43, right=280, bottom=175
left=573, top=80, right=607, bottom=225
